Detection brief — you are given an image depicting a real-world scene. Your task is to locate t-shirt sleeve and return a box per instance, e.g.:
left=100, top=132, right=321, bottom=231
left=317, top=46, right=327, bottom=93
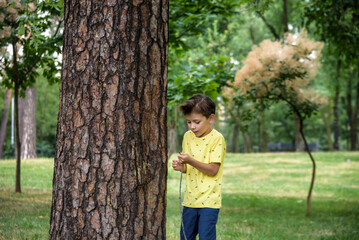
left=209, top=136, right=226, bottom=164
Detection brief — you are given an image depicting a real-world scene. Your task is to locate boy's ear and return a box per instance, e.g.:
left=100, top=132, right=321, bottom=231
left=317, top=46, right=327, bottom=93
left=209, top=114, right=215, bottom=123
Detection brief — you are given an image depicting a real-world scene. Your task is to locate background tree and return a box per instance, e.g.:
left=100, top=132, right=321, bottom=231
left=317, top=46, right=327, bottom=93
left=49, top=0, right=168, bottom=238
left=0, top=89, right=11, bottom=158
left=0, top=0, right=62, bottom=192
left=304, top=0, right=359, bottom=150
left=229, top=30, right=324, bottom=215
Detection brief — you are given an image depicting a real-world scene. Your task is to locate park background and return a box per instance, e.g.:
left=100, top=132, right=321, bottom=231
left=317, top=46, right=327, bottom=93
left=0, top=0, right=358, bottom=239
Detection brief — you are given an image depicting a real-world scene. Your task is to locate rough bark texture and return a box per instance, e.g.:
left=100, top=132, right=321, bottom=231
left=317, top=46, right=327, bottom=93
left=18, top=86, right=37, bottom=159
left=49, top=0, right=168, bottom=239
left=0, top=89, right=12, bottom=159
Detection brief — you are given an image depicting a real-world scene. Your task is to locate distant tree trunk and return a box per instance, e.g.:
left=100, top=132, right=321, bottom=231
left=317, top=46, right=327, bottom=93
left=283, top=0, right=289, bottom=33
left=243, top=132, right=251, bottom=153
left=295, top=113, right=304, bottom=152
left=49, top=0, right=168, bottom=239
left=228, top=108, right=242, bottom=153
left=333, top=57, right=342, bottom=151
left=344, top=75, right=359, bottom=150
left=168, top=107, right=178, bottom=157
left=260, top=106, right=269, bottom=152
left=353, top=80, right=359, bottom=149
left=320, top=105, right=334, bottom=151
left=231, top=123, right=239, bottom=153
left=0, top=89, right=12, bottom=159
left=12, top=39, right=22, bottom=193
left=18, top=86, right=37, bottom=159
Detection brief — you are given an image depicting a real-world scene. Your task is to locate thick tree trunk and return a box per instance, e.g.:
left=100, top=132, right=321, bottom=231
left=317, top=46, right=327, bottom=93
left=333, top=58, right=341, bottom=151
left=0, top=89, right=12, bottom=159
left=49, top=1, right=168, bottom=239
left=18, top=86, right=37, bottom=159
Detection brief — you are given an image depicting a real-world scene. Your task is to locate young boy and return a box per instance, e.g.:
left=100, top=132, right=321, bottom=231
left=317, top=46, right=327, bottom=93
left=172, top=94, right=226, bottom=240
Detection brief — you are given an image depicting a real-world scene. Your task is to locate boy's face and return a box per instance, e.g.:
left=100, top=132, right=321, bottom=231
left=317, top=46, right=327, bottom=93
left=185, top=112, right=215, bottom=138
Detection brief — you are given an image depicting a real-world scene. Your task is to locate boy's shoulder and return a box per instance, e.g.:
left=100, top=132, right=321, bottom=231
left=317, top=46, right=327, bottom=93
left=184, top=129, right=225, bottom=140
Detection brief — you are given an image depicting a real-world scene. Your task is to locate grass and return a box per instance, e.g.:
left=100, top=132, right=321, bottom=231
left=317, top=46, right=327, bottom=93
left=1, top=152, right=359, bottom=239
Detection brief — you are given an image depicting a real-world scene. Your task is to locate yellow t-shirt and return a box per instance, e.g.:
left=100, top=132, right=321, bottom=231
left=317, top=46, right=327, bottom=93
left=182, top=129, right=226, bottom=209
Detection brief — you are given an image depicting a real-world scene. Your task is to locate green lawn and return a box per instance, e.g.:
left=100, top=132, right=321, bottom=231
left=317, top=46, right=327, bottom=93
left=1, top=152, right=358, bottom=239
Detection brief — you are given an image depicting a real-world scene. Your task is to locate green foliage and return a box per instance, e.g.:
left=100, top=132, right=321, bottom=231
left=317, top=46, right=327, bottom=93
left=168, top=19, right=235, bottom=106
left=304, top=0, right=359, bottom=61
left=0, top=0, right=63, bottom=93
left=169, top=0, right=239, bottom=48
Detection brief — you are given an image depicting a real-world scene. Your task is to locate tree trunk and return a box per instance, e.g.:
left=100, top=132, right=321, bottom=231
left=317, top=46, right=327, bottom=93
left=333, top=57, right=342, bottom=151
left=260, top=107, right=269, bottom=152
left=231, top=123, right=239, bottom=153
left=351, top=80, right=359, bottom=150
left=243, top=132, right=251, bottom=153
left=49, top=0, right=168, bottom=239
left=12, top=39, right=22, bottom=193
left=0, top=89, right=12, bottom=159
left=168, top=118, right=178, bottom=157
left=18, top=86, right=37, bottom=159
left=295, top=113, right=304, bottom=152
left=283, top=0, right=289, bottom=33
left=320, top=105, right=333, bottom=151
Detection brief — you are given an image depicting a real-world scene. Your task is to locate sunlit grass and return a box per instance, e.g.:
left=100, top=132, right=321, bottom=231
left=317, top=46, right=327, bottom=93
left=0, top=152, right=358, bottom=239
left=167, top=152, right=359, bottom=239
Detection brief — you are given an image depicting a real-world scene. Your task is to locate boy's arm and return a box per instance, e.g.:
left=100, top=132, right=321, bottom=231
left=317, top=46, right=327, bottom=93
left=178, top=153, right=220, bottom=177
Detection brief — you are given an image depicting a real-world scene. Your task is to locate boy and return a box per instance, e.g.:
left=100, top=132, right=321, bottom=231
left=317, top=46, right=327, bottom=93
left=172, top=94, right=226, bottom=240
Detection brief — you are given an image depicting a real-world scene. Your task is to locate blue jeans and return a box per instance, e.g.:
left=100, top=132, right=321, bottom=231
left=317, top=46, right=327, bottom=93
left=180, top=207, right=220, bottom=240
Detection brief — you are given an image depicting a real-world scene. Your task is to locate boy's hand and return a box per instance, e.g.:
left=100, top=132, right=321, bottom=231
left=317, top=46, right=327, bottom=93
left=172, top=160, right=182, bottom=172
left=178, top=152, right=192, bottom=164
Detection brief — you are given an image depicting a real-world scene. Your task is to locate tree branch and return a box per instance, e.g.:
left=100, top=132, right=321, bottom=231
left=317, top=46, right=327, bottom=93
left=256, top=10, right=280, bottom=40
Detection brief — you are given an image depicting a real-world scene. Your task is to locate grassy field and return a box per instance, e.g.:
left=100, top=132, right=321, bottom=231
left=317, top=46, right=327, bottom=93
left=0, top=152, right=358, bottom=239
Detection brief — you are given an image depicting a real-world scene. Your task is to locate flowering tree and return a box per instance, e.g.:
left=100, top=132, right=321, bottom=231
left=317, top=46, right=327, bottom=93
left=229, top=29, right=324, bottom=216
left=0, top=0, right=62, bottom=193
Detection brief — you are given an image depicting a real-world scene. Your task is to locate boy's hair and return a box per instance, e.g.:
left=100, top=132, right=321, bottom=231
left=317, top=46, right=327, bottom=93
left=179, top=94, right=216, bottom=118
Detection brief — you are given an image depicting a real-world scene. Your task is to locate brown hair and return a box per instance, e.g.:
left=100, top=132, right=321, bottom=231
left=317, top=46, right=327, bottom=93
left=179, top=94, right=216, bottom=118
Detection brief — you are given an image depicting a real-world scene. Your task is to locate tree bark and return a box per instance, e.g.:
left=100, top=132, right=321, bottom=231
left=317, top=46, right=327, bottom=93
left=0, top=89, right=12, bottom=159
left=18, top=86, right=37, bottom=159
left=49, top=0, right=168, bottom=239
left=333, top=57, right=341, bottom=151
